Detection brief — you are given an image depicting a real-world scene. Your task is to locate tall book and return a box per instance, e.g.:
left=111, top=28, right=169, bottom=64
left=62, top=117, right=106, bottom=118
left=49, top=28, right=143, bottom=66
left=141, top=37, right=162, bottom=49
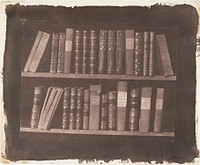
left=89, top=84, right=101, bottom=130
left=89, top=30, right=99, bottom=74
left=116, top=30, right=125, bottom=74
left=50, top=33, right=59, bottom=73
left=107, top=30, right=116, bottom=74
left=69, top=87, right=77, bottom=130
left=156, top=34, right=174, bottom=76
left=73, top=30, right=83, bottom=73
left=125, top=30, right=135, bottom=75
left=64, top=28, right=74, bottom=74
left=57, top=33, right=66, bottom=73
left=28, top=32, right=50, bottom=72
left=98, top=30, right=108, bottom=74
left=154, top=88, right=165, bottom=132
left=76, top=87, right=84, bottom=130
left=139, top=87, right=152, bottom=132
left=100, top=94, right=108, bottom=130
left=108, top=91, right=117, bottom=130
left=143, top=31, right=150, bottom=76
left=149, top=31, right=155, bottom=76
left=134, top=32, right=144, bottom=76
left=129, top=88, right=141, bottom=131
left=62, top=87, right=71, bottom=129
left=30, top=86, right=45, bottom=129
left=83, top=89, right=90, bottom=130
left=82, top=30, right=89, bottom=74
left=23, top=31, right=43, bottom=72
left=117, top=81, right=127, bottom=131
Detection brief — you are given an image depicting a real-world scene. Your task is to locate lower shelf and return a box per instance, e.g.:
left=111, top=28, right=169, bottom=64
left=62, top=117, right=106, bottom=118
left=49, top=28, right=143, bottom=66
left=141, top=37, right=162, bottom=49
left=20, top=127, right=175, bottom=137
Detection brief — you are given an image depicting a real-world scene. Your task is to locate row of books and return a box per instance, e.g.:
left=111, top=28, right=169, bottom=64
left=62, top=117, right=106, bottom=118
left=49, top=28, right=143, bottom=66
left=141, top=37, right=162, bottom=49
left=24, top=28, right=174, bottom=76
left=30, top=82, right=165, bottom=132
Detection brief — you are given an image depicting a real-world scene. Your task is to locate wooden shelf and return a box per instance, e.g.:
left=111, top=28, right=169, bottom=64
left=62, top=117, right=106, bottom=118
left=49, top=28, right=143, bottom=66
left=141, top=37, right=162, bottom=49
left=21, top=72, right=176, bottom=81
left=20, top=127, right=175, bottom=137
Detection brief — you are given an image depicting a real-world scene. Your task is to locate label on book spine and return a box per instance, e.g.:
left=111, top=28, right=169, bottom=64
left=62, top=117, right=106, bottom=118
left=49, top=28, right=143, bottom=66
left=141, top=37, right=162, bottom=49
left=117, top=92, right=127, bottom=107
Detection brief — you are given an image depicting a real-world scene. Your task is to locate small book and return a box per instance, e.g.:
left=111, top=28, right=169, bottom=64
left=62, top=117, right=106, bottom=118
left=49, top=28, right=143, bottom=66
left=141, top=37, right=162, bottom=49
left=28, top=32, right=50, bottom=72
left=50, top=33, right=59, bottom=73
left=83, top=89, right=90, bottom=130
left=82, top=30, right=89, bottom=74
left=116, top=81, right=127, bottom=131
left=89, top=84, right=101, bottom=130
left=69, top=87, right=77, bottom=130
left=108, top=91, right=117, bottom=130
left=139, top=87, right=152, bottom=132
left=57, top=33, right=66, bottom=73
left=100, top=94, right=108, bottom=130
left=143, top=31, right=150, bottom=76
left=64, top=28, right=74, bottom=74
left=76, top=87, right=84, bottom=130
left=149, top=31, right=155, bottom=76
left=154, top=88, right=165, bottom=132
left=156, top=34, right=174, bottom=76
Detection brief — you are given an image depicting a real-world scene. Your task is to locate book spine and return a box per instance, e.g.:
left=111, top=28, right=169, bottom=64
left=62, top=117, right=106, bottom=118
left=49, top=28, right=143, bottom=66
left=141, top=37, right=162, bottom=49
left=76, top=87, right=84, bottom=130
left=107, top=30, right=116, bottom=74
left=154, top=88, right=164, bottom=132
left=116, top=30, right=125, bottom=75
left=73, top=30, right=83, bottom=73
left=117, top=81, right=127, bottom=131
left=108, top=91, right=117, bottom=130
left=134, top=32, right=144, bottom=76
left=83, top=89, right=90, bottom=130
left=89, top=30, right=99, bottom=74
left=149, top=31, right=155, bottom=76
left=98, top=30, right=108, bottom=74
left=24, top=31, right=43, bottom=72
left=64, top=28, right=74, bottom=73
left=50, top=33, right=59, bottom=73
left=139, top=87, right=152, bottom=132
left=125, top=30, right=134, bottom=75
left=143, top=31, right=149, bottom=76
left=29, top=32, right=50, bottom=72
left=69, top=87, right=77, bottom=130
left=82, top=30, right=89, bottom=74
left=89, top=84, right=101, bottom=130
left=62, top=87, right=71, bottom=129
left=30, top=86, right=44, bottom=128
left=57, top=33, right=66, bottom=73
left=129, top=88, right=141, bottom=131
left=100, top=94, right=108, bottom=130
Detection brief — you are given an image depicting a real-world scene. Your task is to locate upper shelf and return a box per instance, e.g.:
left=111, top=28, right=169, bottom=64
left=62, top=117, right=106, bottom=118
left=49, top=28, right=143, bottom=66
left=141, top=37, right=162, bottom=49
left=21, top=72, right=176, bottom=81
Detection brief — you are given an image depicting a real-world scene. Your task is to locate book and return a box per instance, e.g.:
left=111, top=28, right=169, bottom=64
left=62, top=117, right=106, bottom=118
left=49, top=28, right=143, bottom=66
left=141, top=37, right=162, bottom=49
left=134, top=32, right=144, bottom=76
left=83, top=89, right=90, bottom=130
left=64, top=28, right=74, bottom=74
left=50, top=33, right=59, bottom=73
left=82, top=30, right=89, bottom=74
left=73, top=30, right=83, bottom=73
left=57, top=33, right=66, bottom=73
left=100, top=94, right=108, bottom=130
left=149, top=31, right=155, bottom=76
left=156, top=34, right=174, bottom=76
left=107, top=30, right=116, bottom=74
left=154, top=88, right=165, bottom=132
left=125, top=30, right=135, bottom=75
left=139, top=87, right=152, bottom=132
left=116, top=30, right=125, bottom=74
left=89, top=30, right=99, bottom=74
left=29, top=32, right=50, bottom=72
left=116, top=81, right=127, bottom=131
left=129, top=88, right=141, bottom=131
left=143, top=31, right=150, bottom=76
left=69, top=87, right=77, bottom=130
left=30, top=86, right=45, bottom=129
left=108, top=91, right=117, bottom=130
left=89, top=84, right=101, bottom=130
left=23, top=31, right=43, bottom=72
left=62, top=87, right=71, bottom=129
left=98, top=30, right=108, bottom=74
left=76, top=87, right=84, bottom=130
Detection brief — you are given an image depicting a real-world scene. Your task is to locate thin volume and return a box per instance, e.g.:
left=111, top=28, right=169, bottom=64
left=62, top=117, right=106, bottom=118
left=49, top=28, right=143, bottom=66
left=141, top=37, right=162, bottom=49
left=82, top=30, right=89, bottom=74
left=100, top=94, right=108, bottom=130
left=50, top=33, right=59, bottom=73
left=143, top=31, right=150, bottom=76
left=57, top=33, right=66, bottom=73
left=108, top=91, right=117, bottom=130
left=149, top=31, right=155, bottom=76
left=76, top=87, right=84, bottom=130
left=69, top=87, right=77, bottom=130
left=83, top=89, right=90, bottom=130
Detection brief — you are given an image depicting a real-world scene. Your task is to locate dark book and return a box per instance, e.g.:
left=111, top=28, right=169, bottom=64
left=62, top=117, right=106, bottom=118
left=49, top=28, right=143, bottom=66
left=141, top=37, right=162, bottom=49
left=83, top=89, right=90, bottom=130
left=57, top=33, right=66, bottom=73
left=73, top=30, right=83, bottom=73
left=69, top=87, right=77, bottom=130
left=98, top=30, right=108, bottom=74
left=143, top=31, right=150, bottom=76
left=129, top=88, right=141, bottom=131
left=108, top=91, right=117, bottom=130
left=30, top=86, right=45, bottom=129
left=89, top=30, right=99, bottom=74
left=107, top=30, right=116, bottom=74
left=100, top=94, right=108, bottom=130
left=62, top=87, right=71, bottom=129
left=117, top=81, right=127, bottom=131
left=116, top=30, right=125, bottom=74
left=134, top=32, right=144, bottom=76
left=64, top=28, right=74, bottom=74
left=82, top=30, right=89, bottom=74
left=76, top=87, right=84, bottom=130
left=149, top=31, right=155, bottom=76
left=50, top=33, right=59, bottom=73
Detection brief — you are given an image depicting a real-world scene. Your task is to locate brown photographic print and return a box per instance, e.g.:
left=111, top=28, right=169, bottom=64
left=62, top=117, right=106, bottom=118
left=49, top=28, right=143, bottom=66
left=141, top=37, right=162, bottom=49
left=2, top=2, right=200, bottom=164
